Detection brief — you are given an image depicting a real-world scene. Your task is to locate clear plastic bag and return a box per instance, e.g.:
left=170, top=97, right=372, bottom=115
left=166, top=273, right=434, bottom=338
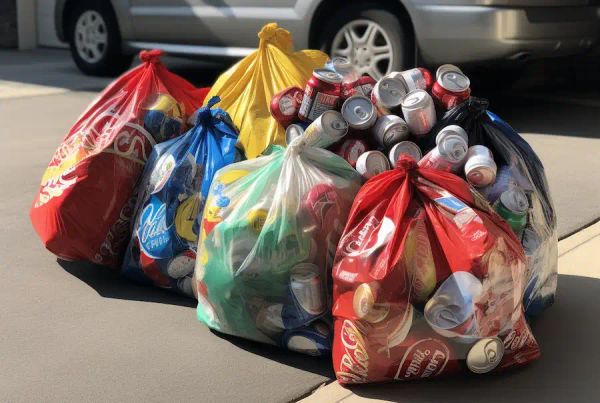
left=332, top=157, right=539, bottom=384
left=121, top=97, right=239, bottom=296
left=421, top=98, right=557, bottom=316
left=204, top=23, right=328, bottom=159
left=195, top=138, right=361, bottom=355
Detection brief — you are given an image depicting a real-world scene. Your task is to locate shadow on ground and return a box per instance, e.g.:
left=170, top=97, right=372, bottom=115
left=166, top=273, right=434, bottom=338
left=345, top=274, right=597, bottom=403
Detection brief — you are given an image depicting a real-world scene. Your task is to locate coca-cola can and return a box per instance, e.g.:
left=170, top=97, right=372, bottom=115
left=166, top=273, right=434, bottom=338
left=371, top=76, right=407, bottom=115
left=389, top=141, right=422, bottom=167
left=436, top=64, right=463, bottom=81
left=355, top=151, right=390, bottom=179
left=302, top=183, right=339, bottom=228
left=341, top=95, right=377, bottom=130
left=303, top=110, right=348, bottom=149
left=432, top=68, right=471, bottom=110
left=298, top=69, right=342, bottom=122
left=498, top=314, right=540, bottom=370
left=464, top=145, right=497, bottom=187
left=466, top=337, right=504, bottom=374
left=401, top=90, right=437, bottom=136
left=342, top=75, right=377, bottom=100
left=270, top=86, right=304, bottom=127
left=372, top=115, right=410, bottom=149
left=387, top=67, right=433, bottom=92
left=334, top=138, right=368, bottom=167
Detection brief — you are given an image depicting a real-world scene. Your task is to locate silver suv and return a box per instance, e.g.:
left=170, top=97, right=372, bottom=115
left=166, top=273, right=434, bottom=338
left=56, top=1, right=599, bottom=78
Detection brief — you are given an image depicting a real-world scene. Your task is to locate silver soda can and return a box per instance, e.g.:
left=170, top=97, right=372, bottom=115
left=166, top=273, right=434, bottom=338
left=389, top=141, right=422, bottom=167
left=436, top=64, right=463, bottom=81
left=401, top=89, right=437, bottom=136
left=372, top=115, right=410, bottom=149
left=436, top=124, right=468, bottom=146
left=256, top=303, right=285, bottom=335
left=466, top=337, right=505, bottom=374
left=356, top=150, right=390, bottom=179
left=341, top=95, right=377, bottom=130
left=371, top=76, right=407, bottom=115
left=290, top=263, right=325, bottom=316
left=464, top=145, right=497, bottom=187
left=418, top=135, right=467, bottom=173
left=303, top=110, right=348, bottom=148
left=285, top=123, right=305, bottom=145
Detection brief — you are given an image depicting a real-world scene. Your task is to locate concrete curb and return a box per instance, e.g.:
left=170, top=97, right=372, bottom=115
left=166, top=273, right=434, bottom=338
left=301, top=221, right=600, bottom=403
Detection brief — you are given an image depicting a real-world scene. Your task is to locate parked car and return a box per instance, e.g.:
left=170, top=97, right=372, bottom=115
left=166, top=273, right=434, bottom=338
left=56, top=0, right=600, bottom=78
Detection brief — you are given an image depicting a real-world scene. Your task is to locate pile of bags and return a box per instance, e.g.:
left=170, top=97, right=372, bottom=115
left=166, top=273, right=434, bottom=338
left=30, top=23, right=558, bottom=383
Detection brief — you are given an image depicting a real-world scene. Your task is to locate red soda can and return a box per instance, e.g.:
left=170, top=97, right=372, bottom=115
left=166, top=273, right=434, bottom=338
left=387, top=67, right=433, bottom=92
left=298, top=69, right=343, bottom=122
left=431, top=67, right=471, bottom=110
left=334, top=138, right=368, bottom=167
left=342, top=75, right=377, bottom=100
left=270, top=86, right=304, bottom=128
left=302, top=183, right=339, bottom=228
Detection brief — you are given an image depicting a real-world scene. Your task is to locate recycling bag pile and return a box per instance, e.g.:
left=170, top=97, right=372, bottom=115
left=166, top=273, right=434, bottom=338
left=30, top=23, right=558, bottom=383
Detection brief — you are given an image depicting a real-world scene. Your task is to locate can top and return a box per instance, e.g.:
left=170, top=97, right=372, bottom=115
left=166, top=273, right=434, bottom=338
left=500, top=187, right=529, bottom=214
left=353, top=283, right=377, bottom=319
left=466, top=145, right=493, bottom=160
left=321, top=110, right=349, bottom=135
left=286, top=124, right=304, bottom=144
left=439, top=71, right=470, bottom=92
left=466, top=337, right=504, bottom=374
left=341, top=96, right=376, bottom=128
left=330, top=56, right=352, bottom=72
left=401, top=89, right=432, bottom=111
left=437, top=137, right=468, bottom=163
left=356, top=151, right=391, bottom=178
left=436, top=64, right=462, bottom=81
left=389, top=141, right=422, bottom=166
left=375, top=77, right=407, bottom=107
left=436, top=125, right=468, bottom=146
left=314, top=68, right=343, bottom=84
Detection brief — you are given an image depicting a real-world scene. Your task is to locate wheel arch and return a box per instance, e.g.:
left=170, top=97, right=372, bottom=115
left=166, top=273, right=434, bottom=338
left=60, top=0, right=132, bottom=45
left=308, top=0, right=416, bottom=63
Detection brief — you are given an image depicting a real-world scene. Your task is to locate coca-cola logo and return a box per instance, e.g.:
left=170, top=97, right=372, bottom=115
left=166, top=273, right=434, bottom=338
left=341, top=215, right=380, bottom=256
left=138, top=199, right=172, bottom=258
left=337, top=320, right=369, bottom=384
left=394, top=338, right=449, bottom=380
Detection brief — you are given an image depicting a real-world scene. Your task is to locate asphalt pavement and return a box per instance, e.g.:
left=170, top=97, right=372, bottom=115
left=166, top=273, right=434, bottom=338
left=1, top=49, right=599, bottom=402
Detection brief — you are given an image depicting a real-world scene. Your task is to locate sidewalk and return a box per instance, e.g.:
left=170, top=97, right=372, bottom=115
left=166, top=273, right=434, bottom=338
left=302, top=221, right=600, bottom=403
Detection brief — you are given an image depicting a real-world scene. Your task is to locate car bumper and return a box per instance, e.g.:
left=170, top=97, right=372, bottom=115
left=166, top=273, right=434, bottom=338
left=411, top=5, right=600, bottom=64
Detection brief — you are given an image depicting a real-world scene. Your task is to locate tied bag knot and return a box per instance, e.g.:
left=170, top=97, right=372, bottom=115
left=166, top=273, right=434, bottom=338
left=195, top=96, right=221, bottom=126
left=139, top=49, right=164, bottom=64
left=257, top=23, right=292, bottom=51
left=395, top=155, right=418, bottom=177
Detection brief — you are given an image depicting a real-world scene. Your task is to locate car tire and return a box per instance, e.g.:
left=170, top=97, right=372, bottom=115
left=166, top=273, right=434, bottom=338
left=317, top=3, right=412, bottom=80
left=66, top=0, right=132, bottom=77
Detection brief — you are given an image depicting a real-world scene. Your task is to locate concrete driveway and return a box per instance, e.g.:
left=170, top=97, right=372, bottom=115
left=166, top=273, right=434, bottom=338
left=1, top=49, right=599, bottom=402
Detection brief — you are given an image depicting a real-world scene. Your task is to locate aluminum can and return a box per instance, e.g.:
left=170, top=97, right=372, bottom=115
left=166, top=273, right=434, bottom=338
left=371, top=76, right=407, bottom=115
left=403, top=216, right=436, bottom=302
left=290, top=262, right=325, bottom=315
left=353, top=282, right=386, bottom=322
left=389, top=141, right=422, bottom=167
left=341, top=95, right=377, bottom=130
left=464, top=145, right=497, bottom=187
left=480, top=165, right=516, bottom=204
left=342, top=75, right=377, bottom=100
left=334, top=138, right=368, bottom=167
left=435, top=124, right=468, bottom=145
left=303, top=110, right=348, bottom=149
left=418, top=134, right=467, bottom=172
left=282, top=320, right=331, bottom=356
left=270, top=86, right=304, bottom=127
left=325, top=56, right=357, bottom=81
left=355, top=150, right=390, bottom=179
left=298, top=69, right=342, bottom=122
left=424, top=271, right=483, bottom=343
left=494, top=188, right=529, bottom=237
left=302, top=183, right=339, bottom=228
left=431, top=68, right=471, bottom=110
left=401, top=89, right=437, bottom=136
left=372, top=115, right=410, bottom=149
left=387, top=67, right=433, bottom=92
left=285, top=123, right=305, bottom=145
left=436, top=64, right=463, bottom=81
left=166, top=249, right=196, bottom=279
left=256, top=303, right=286, bottom=335
left=466, top=337, right=504, bottom=374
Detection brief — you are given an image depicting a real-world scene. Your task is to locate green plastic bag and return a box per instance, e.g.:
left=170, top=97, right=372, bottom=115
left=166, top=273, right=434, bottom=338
left=195, top=138, right=361, bottom=355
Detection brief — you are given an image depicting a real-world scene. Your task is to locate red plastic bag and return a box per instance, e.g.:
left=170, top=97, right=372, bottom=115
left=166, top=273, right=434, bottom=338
left=30, top=50, right=209, bottom=268
left=332, top=157, right=539, bottom=384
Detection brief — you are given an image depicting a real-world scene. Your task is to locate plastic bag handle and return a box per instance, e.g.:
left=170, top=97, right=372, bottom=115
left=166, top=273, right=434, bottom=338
left=139, top=49, right=164, bottom=64
left=195, top=96, right=221, bottom=126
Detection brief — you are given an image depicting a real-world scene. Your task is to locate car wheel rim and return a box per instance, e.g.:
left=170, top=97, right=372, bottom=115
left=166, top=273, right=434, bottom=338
left=74, top=10, right=108, bottom=64
left=331, top=19, right=395, bottom=80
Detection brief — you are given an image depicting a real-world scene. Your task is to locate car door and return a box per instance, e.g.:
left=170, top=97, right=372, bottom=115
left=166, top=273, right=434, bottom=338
left=128, top=0, right=309, bottom=49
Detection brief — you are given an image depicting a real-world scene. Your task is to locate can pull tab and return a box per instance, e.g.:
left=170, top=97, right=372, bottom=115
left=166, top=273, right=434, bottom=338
left=354, top=106, right=368, bottom=120
left=195, top=96, right=221, bottom=126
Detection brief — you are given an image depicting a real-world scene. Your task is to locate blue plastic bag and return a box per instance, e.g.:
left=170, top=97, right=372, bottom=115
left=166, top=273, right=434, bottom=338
left=122, top=96, right=240, bottom=296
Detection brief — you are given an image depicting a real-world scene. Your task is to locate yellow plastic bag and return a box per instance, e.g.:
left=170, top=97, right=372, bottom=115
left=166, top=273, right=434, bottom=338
left=204, top=23, right=328, bottom=159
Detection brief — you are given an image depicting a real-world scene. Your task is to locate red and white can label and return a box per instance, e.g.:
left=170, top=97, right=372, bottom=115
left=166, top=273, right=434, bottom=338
left=299, top=89, right=339, bottom=121
left=394, top=338, right=450, bottom=380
